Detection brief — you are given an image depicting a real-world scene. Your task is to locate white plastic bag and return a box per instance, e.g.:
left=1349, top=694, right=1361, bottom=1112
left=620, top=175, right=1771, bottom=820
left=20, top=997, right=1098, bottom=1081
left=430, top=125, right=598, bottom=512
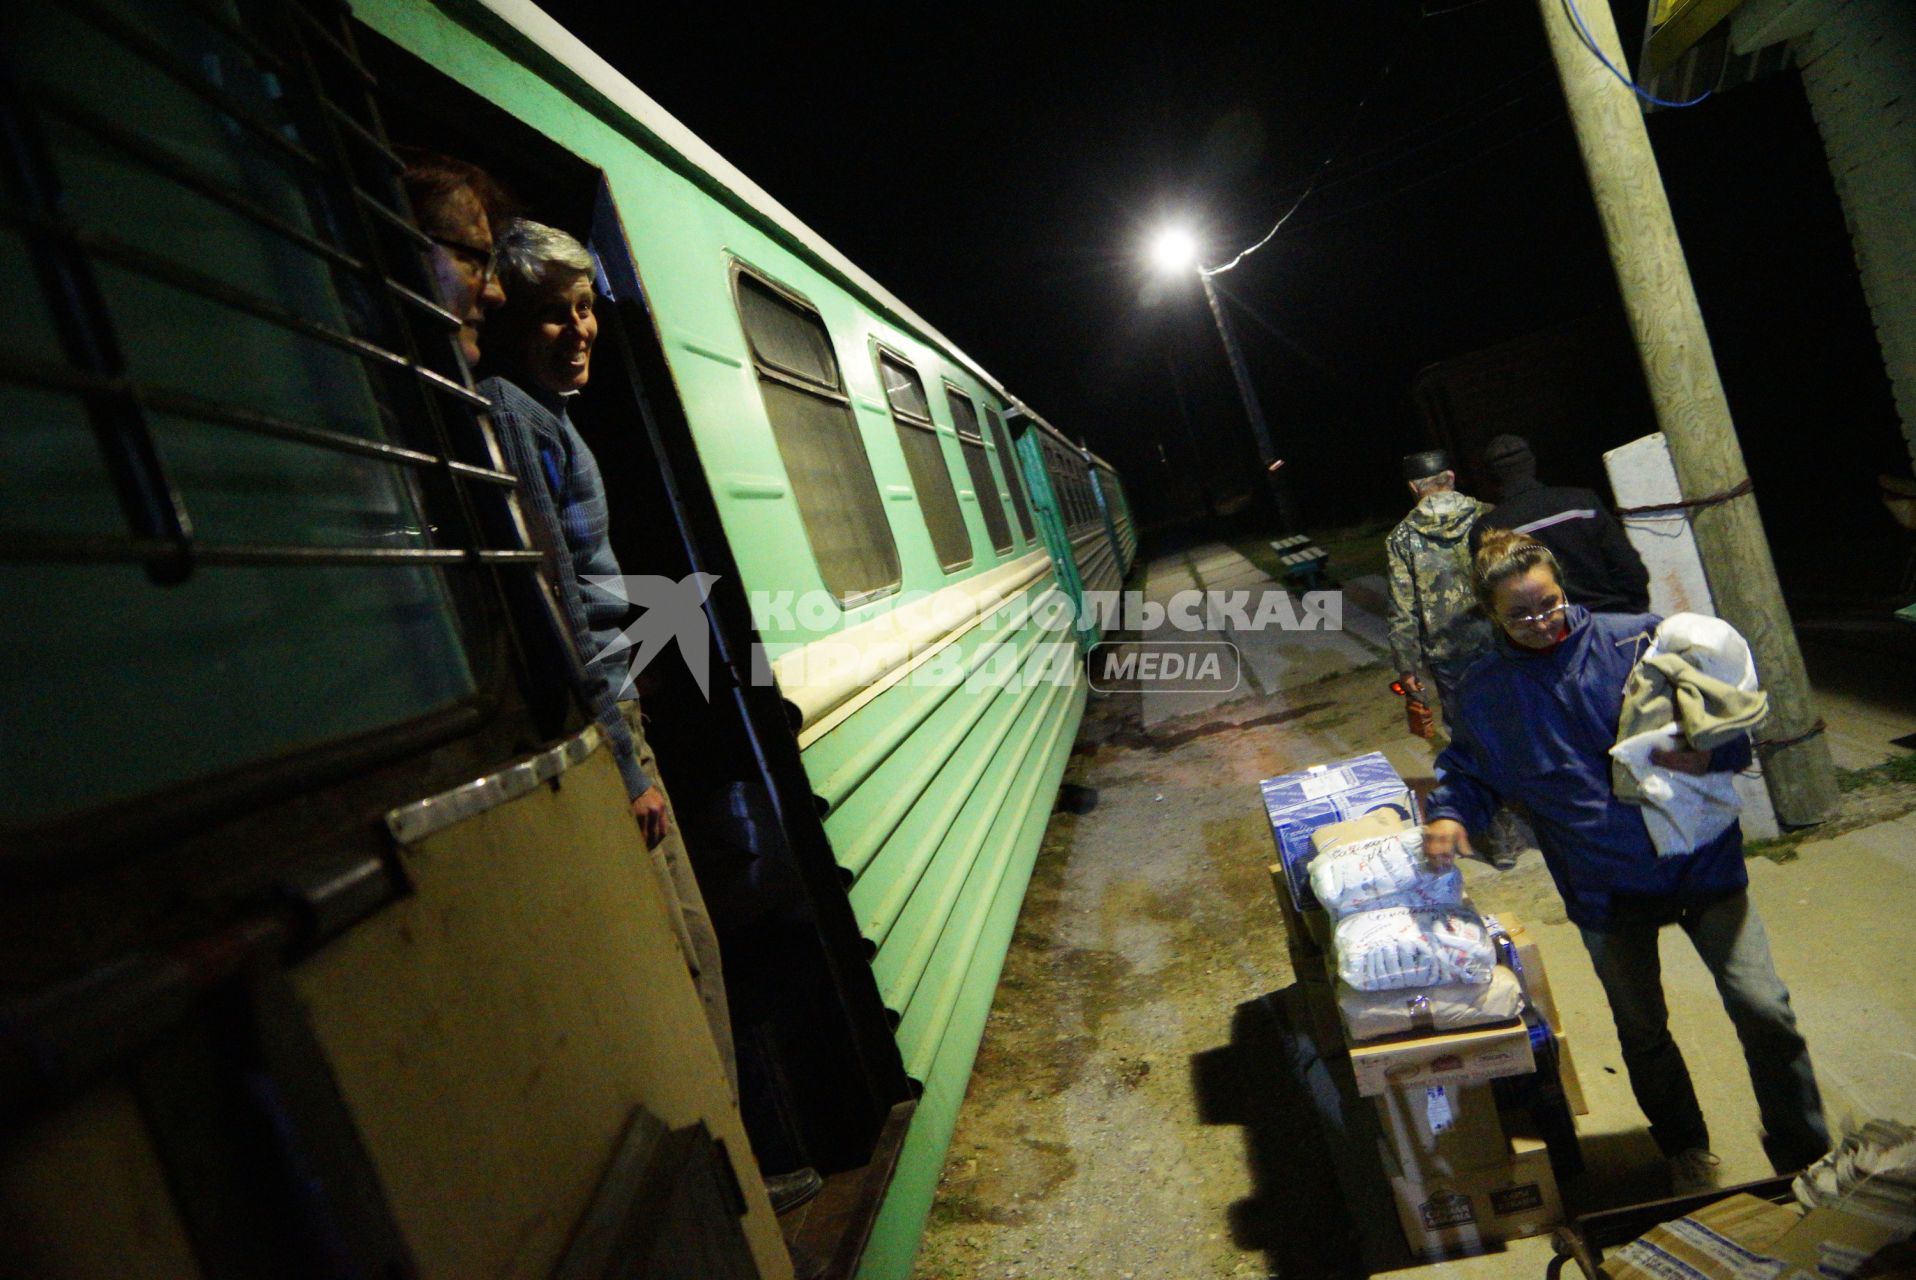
left=1308, top=826, right=1463, bottom=918
left=1337, top=966, right=1523, bottom=1041
left=1334, top=906, right=1496, bottom=993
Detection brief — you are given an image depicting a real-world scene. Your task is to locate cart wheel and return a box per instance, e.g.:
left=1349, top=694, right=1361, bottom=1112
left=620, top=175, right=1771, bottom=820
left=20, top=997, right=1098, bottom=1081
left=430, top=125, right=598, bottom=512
left=1549, top=1225, right=1603, bottom=1280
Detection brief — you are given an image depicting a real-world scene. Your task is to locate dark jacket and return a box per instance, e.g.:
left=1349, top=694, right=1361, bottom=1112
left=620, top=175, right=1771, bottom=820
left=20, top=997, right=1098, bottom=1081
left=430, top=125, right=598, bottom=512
left=1473, top=478, right=1650, bottom=614
left=479, top=375, right=650, bottom=799
left=1426, top=606, right=1753, bottom=929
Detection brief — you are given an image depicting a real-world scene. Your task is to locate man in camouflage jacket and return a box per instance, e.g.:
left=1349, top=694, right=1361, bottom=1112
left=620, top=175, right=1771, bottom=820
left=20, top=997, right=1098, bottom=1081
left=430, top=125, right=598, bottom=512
left=1386, top=449, right=1494, bottom=719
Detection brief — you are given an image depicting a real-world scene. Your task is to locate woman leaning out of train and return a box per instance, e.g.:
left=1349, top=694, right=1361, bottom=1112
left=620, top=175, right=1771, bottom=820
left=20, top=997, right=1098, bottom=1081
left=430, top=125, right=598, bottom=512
left=1420, top=528, right=1830, bottom=1194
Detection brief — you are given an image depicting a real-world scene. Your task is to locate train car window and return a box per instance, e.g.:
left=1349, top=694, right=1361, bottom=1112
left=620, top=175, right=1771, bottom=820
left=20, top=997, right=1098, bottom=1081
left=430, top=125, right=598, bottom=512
left=1042, top=436, right=1087, bottom=533
left=985, top=407, right=1035, bottom=543
left=876, top=349, right=971, bottom=572
left=944, top=386, right=1013, bottom=555
left=0, top=0, right=545, bottom=848
left=734, top=272, right=900, bottom=605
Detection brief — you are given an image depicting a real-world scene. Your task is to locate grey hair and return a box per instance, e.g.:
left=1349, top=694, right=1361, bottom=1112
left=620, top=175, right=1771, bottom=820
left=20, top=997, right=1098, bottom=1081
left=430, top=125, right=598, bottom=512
left=1410, top=470, right=1455, bottom=496
left=494, top=217, right=594, bottom=292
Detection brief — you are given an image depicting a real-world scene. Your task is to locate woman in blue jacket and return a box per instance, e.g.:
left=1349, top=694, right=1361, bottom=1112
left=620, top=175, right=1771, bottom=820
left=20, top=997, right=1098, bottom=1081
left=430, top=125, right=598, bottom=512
left=1423, top=530, right=1827, bottom=1190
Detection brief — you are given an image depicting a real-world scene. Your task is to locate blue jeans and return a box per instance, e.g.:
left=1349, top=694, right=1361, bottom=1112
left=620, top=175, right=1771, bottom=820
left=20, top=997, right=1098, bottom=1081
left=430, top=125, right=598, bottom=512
left=1579, top=892, right=1829, bottom=1171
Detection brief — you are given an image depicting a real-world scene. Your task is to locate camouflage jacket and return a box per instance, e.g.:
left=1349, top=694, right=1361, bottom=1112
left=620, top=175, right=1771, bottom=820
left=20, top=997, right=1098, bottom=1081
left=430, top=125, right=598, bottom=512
left=1385, top=490, right=1494, bottom=675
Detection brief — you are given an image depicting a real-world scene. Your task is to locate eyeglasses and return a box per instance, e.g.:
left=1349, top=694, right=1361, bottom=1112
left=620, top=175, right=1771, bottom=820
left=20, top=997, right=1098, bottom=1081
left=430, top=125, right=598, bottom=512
left=1501, top=599, right=1568, bottom=629
left=428, top=233, right=499, bottom=285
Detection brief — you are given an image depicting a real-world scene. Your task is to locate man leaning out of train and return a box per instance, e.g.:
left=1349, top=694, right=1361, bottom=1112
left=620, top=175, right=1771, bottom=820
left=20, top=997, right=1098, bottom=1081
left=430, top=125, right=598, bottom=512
left=476, top=218, right=827, bottom=1218
left=469, top=218, right=670, bottom=847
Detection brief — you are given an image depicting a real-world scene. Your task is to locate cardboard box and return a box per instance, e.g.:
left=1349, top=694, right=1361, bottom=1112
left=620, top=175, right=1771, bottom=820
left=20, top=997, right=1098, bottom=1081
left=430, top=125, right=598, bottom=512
left=1269, top=862, right=1310, bottom=950
left=1309, top=807, right=1413, bottom=859
left=1385, top=1134, right=1562, bottom=1258
left=1492, top=913, right=1562, bottom=1033
left=1555, top=1031, right=1589, bottom=1117
left=1604, top=1194, right=1801, bottom=1280
left=1485, top=914, right=1587, bottom=1115
left=1348, top=1018, right=1534, bottom=1098
left=1270, top=861, right=1337, bottom=977
left=1261, top=754, right=1416, bottom=913
left=1294, top=972, right=1346, bottom=1058
left=1375, top=1082, right=1508, bottom=1179
left=1772, top=1206, right=1912, bottom=1280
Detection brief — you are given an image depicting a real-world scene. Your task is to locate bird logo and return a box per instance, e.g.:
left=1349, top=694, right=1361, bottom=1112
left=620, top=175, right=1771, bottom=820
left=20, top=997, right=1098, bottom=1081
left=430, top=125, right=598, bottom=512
left=583, top=572, right=722, bottom=700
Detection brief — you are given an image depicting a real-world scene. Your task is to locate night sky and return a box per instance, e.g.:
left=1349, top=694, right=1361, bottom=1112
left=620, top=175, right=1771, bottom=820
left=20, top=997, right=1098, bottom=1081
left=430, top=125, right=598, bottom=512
left=534, top=0, right=1901, bottom=543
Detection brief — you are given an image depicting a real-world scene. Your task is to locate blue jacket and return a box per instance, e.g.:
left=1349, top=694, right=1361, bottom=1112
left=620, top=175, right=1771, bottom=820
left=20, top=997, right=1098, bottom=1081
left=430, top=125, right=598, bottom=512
left=479, top=375, right=650, bottom=799
left=1426, top=606, right=1753, bottom=929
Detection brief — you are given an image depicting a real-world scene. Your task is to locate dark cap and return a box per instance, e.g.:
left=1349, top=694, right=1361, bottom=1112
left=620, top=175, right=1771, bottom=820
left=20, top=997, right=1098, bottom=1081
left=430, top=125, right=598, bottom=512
left=1483, top=434, right=1535, bottom=476
left=1402, top=449, right=1451, bottom=482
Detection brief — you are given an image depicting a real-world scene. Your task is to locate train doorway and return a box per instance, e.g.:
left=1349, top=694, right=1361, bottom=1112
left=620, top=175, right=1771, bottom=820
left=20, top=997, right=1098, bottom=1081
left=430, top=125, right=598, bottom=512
left=360, top=17, right=913, bottom=1215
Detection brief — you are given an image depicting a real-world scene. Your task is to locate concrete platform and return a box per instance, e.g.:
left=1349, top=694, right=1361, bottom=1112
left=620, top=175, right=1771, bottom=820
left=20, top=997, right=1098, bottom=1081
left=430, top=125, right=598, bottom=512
left=1138, top=545, right=1385, bottom=729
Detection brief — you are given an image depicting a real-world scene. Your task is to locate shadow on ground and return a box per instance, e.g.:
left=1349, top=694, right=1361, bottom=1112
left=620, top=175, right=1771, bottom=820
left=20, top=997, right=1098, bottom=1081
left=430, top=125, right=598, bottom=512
left=1192, top=986, right=1410, bottom=1279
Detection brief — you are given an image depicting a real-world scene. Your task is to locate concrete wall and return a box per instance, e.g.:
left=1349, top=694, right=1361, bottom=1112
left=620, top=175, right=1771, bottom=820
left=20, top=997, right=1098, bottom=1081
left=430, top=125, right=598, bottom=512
left=1734, top=0, right=1916, bottom=473
left=1605, top=433, right=1781, bottom=839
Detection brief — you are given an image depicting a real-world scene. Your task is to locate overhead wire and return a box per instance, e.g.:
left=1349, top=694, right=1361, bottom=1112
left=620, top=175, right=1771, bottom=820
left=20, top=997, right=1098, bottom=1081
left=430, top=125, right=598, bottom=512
left=1330, top=57, right=1552, bottom=171
left=1283, top=109, right=1569, bottom=232
left=1561, top=0, right=1710, bottom=109
left=1206, top=0, right=1703, bottom=277
left=1279, top=76, right=1556, bottom=205
left=1201, top=14, right=1421, bottom=277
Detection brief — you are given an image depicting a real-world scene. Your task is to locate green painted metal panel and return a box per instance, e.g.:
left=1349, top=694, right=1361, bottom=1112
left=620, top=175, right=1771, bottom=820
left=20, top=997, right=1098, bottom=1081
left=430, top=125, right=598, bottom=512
left=855, top=676, right=1086, bottom=1280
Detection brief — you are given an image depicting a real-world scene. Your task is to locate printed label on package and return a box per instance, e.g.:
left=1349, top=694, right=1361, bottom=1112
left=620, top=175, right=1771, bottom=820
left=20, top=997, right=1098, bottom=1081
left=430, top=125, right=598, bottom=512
left=1299, top=767, right=1358, bottom=800
left=1489, top=1183, right=1545, bottom=1216
left=1419, top=1191, right=1477, bottom=1230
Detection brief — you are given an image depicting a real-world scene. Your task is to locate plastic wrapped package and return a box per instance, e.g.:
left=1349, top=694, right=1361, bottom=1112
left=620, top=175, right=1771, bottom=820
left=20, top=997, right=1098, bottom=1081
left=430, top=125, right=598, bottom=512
left=1260, top=753, right=1414, bottom=912
left=1338, top=966, right=1524, bottom=1041
left=1308, top=826, right=1463, bottom=918
left=1334, top=906, right=1497, bottom=993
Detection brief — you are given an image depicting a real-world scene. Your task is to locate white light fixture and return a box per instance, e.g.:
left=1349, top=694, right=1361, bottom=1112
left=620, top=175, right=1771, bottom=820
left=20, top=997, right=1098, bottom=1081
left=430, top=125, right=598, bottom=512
left=1149, top=226, right=1200, bottom=276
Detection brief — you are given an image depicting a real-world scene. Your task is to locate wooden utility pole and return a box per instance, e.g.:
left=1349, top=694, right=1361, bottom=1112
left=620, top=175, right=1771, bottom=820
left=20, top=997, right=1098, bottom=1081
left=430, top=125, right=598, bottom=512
left=1536, top=0, right=1837, bottom=824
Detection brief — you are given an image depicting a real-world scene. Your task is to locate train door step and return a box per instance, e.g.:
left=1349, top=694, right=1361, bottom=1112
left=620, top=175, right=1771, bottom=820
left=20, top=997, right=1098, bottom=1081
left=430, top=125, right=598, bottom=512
left=779, top=1099, right=917, bottom=1280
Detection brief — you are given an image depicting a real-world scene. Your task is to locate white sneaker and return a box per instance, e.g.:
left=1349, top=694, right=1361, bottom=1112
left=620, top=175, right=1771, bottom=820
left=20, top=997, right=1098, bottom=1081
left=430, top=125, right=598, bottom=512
left=1669, top=1147, right=1723, bottom=1195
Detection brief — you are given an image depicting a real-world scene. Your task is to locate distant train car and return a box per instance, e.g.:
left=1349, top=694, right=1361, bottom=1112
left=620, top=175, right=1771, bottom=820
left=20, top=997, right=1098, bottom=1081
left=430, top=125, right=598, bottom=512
left=1032, top=423, right=1112, bottom=597
left=0, top=0, right=1130, bottom=1277
left=1090, top=452, right=1140, bottom=578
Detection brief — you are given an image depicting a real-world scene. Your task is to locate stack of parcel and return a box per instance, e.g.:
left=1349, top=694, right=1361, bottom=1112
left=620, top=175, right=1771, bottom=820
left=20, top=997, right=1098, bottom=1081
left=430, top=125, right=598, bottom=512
left=1261, top=752, right=1586, bottom=1259
left=1599, top=1124, right=1916, bottom=1280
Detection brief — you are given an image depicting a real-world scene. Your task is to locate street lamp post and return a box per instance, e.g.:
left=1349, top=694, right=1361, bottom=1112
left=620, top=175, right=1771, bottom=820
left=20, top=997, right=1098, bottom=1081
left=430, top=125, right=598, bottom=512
left=1150, top=227, right=1296, bottom=532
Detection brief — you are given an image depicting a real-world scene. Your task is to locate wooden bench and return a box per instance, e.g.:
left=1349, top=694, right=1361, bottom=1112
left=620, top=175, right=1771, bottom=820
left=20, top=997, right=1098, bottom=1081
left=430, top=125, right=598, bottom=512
left=1271, top=534, right=1330, bottom=589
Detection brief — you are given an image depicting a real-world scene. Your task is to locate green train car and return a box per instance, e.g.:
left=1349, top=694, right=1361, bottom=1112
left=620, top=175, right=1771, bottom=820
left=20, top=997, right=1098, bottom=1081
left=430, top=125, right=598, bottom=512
left=0, top=0, right=1138, bottom=1277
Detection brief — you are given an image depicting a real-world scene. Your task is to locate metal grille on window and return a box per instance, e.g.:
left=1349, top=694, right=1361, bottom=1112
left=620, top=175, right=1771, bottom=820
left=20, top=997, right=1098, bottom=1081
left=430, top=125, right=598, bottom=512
left=945, top=387, right=1013, bottom=555
left=985, top=407, right=1033, bottom=544
left=735, top=273, right=900, bottom=604
left=878, top=350, right=970, bottom=572
left=0, top=0, right=555, bottom=835
left=1045, top=439, right=1087, bottom=533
